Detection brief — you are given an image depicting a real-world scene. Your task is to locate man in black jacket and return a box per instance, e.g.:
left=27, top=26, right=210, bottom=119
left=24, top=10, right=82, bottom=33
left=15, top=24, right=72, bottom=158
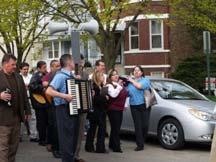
left=0, top=54, right=31, bottom=162
left=42, top=60, right=61, bottom=158
left=29, top=61, right=48, bottom=146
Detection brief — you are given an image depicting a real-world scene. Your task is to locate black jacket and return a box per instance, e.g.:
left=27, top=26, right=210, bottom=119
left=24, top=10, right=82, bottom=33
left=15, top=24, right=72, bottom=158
left=29, top=71, right=48, bottom=109
left=0, top=70, right=31, bottom=126
left=29, top=71, right=45, bottom=94
left=87, top=83, right=108, bottom=120
left=93, top=83, right=108, bottom=110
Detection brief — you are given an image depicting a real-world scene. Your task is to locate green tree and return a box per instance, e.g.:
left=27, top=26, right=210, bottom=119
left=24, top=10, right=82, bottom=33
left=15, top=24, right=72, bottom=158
left=0, top=0, right=48, bottom=66
left=42, top=0, right=152, bottom=70
left=171, top=54, right=216, bottom=92
left=168, top=0, right=216, bottom=33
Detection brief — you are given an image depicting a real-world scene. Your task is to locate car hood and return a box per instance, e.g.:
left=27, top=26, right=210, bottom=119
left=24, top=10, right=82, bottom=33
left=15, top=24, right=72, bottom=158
left=168, top=100, right=216, bottom=114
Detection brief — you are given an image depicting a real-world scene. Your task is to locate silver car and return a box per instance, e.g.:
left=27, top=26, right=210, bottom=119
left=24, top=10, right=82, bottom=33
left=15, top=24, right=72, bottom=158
left=121, top=78, right=216, bottom=150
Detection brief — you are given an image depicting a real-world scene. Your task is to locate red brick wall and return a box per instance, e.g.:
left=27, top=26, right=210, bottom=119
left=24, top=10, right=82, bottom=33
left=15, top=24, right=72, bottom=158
left=125, top=52, right=169, bottom=65
left=139, top=20, right=150, bottom=50
left=149, top=2, right=170, bottom=14
left=124, top=29, right=129, bottom=51
left=164, top=21, right=170, bottom=50
left=120, top=1, right=169, bottom=18
left=169, top=22, right=196, bottom=72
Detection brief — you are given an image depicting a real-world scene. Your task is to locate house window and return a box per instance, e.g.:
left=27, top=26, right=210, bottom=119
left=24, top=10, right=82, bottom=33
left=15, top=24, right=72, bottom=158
left=46, top=41, right=60, bottom=59
left=151, top=71, right=164, bottom=78
left=115, top=33, right=122, bottom=64
left=129, top=22, right=139, bottom=50
left=62, top=41, right=71, bottom=55
left=150, top=20, right=163, bottom=49
left=47, top=42, right=53, bottom=59
left=53, top=41, right=59, bottom=58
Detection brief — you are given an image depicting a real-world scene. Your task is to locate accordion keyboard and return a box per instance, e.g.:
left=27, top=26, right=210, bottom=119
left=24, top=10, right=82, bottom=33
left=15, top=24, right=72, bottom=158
left=67, top=79, right=81, bottom=115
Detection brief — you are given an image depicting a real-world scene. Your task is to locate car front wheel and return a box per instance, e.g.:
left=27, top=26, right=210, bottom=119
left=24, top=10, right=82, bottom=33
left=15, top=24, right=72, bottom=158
left=158, top=118, right=185, bottom=150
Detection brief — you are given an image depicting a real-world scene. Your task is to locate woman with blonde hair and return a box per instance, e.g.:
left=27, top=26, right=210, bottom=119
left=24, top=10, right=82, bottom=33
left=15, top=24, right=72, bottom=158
left=85, top=71, right=108, bottom=153
left=106, top=69, right=128, bottom=153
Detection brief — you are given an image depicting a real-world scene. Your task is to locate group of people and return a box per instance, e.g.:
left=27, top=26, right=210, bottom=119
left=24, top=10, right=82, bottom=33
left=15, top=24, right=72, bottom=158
left=85, top=62, right=151, bottom=153
left=0, top=53, right=152, bottom=162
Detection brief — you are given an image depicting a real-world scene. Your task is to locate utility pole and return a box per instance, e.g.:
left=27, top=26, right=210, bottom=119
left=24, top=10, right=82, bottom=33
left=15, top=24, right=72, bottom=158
left=203, top=31, right=211, bottom=96
left=207, top=30, right=215, bottom=162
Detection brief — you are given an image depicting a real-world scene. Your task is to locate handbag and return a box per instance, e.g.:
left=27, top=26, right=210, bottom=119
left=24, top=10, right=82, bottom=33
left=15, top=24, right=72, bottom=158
left=144, top=89, right=157, bottom=109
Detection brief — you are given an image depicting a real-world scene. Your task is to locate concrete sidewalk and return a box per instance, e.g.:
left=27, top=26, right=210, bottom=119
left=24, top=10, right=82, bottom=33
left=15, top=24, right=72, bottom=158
left=16, top=138, right=210, bottom=162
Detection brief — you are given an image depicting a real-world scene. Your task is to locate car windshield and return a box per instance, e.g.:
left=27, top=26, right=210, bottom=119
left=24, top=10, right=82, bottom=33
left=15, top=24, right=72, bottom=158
left=151, top=80, right=207, bottom=100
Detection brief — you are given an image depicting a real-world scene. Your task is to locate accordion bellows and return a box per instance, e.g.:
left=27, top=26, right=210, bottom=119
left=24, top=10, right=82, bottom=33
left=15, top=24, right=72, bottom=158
left=66, top=79, right=93, bottom=115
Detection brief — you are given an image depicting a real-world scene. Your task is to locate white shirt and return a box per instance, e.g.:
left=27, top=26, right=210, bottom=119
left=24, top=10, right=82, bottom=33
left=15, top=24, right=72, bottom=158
left=106, top=82, right=123, bottom=98
left=21, top=73, right=32, bottom=86
left=20, top=73, right=32, bottom=97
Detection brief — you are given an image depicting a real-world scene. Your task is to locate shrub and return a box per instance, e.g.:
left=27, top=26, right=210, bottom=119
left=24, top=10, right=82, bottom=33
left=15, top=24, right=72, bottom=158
left=171, top=54, right=216, bottom=93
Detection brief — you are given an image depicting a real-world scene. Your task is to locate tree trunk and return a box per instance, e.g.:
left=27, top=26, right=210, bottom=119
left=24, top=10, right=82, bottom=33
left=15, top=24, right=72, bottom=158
left=99, top=33, right=120, bottom=71
left=16, top=47, right=24, bottom=69
left=102, top=40, right=117, bottom=71
left=209, top=128, right=216, bottom=162
left=6, top=43, right=12, bottom=54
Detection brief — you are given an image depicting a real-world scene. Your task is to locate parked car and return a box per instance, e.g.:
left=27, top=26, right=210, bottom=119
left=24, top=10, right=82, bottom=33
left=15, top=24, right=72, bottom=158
left=121, top=78, right=216, bottom=150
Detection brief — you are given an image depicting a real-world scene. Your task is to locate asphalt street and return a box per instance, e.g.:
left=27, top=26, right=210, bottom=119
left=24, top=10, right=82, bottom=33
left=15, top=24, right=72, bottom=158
left=16, top=136, right=210, bottom=162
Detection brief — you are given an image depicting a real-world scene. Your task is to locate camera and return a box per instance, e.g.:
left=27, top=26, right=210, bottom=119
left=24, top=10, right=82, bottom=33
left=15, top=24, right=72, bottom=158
left=119, top=76, right=130, bottom=86
left=5, top=88, right=12, bottom=106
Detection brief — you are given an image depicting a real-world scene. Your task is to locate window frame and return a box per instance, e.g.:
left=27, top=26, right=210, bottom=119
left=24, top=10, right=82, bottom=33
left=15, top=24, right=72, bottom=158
left=150, top=19, right=164, bottom=50
left=129, top=21, right=139, bottom=50
left=47, top=41, right=61, bottom=59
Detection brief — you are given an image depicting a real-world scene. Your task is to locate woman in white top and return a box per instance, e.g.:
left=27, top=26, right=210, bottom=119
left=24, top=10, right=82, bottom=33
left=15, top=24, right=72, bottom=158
left=106, top=69, right=128, bottom=153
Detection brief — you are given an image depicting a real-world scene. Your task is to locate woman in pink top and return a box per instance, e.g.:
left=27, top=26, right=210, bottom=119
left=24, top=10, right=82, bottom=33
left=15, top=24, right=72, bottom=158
left=106, top=69, right=128, bottom=153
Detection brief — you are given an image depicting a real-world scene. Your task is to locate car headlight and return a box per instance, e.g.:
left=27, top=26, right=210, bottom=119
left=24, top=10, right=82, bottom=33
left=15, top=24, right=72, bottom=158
left=188, top=108, right=212, bottom=121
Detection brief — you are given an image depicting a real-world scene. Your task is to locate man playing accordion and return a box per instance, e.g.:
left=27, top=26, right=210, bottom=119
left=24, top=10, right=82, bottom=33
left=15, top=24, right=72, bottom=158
left=46, top=54, right=79, bottom=162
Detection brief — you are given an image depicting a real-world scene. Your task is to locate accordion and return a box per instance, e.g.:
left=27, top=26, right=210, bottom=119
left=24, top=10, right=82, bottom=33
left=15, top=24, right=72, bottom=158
left=66, top=79, right=93, bottom=115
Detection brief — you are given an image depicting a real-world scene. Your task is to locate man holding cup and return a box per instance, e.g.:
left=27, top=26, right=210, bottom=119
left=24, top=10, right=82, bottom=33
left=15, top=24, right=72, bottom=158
left=0, top=54, right=31, bottom=162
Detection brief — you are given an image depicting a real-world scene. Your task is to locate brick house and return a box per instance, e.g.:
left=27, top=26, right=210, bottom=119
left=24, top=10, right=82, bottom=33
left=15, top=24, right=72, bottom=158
left=121, top=0, right=195, bottom=77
